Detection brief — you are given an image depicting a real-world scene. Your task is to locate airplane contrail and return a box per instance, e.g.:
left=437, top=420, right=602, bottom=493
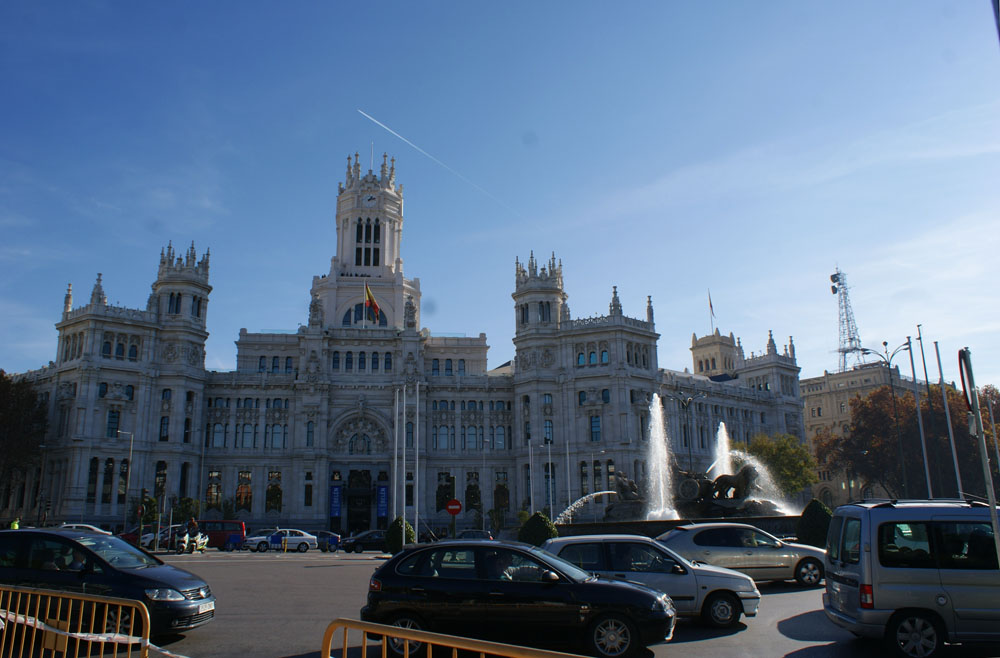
left=357, top=109, right=520, bottom=217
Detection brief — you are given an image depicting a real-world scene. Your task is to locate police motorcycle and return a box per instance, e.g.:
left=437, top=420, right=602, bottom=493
left=176, top=529, right=209, bottom=554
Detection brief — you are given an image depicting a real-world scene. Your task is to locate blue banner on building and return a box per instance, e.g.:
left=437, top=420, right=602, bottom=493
left=376, top=484, right=388, bottom=518
left=329, top=485, right=342, bottom=517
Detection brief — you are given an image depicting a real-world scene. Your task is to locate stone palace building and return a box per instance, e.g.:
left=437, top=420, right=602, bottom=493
left=8, top=153, right=805, bottom=534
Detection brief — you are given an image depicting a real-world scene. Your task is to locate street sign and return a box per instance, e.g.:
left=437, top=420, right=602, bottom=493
left=445, top=499, right=462, bottom=516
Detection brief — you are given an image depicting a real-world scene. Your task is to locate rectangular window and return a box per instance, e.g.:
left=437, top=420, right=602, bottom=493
left=183, top=418, right=192, bottom=444
left=445, top=359, right=453, bottom=376
left=841, top=518, right=862, bottom=565
left=826, top=516, right=845, bottom=561
left=106, top=410, right=120, bottom=438
left=936, top=522, right=998, bottom=570
left=878, top=522, right=935, bottom=569
left=159, top=416, right=169, bottom=442
left=590, top=415, right=601, bottom=442
left=304, top=483, right=313, bottom=507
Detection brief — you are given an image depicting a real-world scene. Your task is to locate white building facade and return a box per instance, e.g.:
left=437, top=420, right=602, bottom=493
left=9, top=153, right=804, bottom=534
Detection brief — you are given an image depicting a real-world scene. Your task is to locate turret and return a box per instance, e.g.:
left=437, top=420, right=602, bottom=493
left=512, top=251, right=566, bottom=335
left=150, top=241, right=212, bottom=328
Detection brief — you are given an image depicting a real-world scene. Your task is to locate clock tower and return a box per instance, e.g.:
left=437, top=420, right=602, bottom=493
left=309, top=152, right=420, bottom=330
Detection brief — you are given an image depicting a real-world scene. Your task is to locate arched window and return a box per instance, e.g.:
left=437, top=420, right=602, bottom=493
left=306, top=421, right=314, bottom=447
left=349, top=434, right=371, bottom=455
left=373, top=219, right=380, bottom=243
left=601, top=350, right=609, bottom=364
left=445, top=359, right=453, bottom=376
left=271, top=357, right=279, bottom=373
left=236, top=471, right=252, bottom=511
left=601, top=388, right=610, bottom=403
left=102, top=341, right=112, bottom=358
left=356, top=220, right=363, bottom=243
left=258, top=356, right=266, bottom=372
left=162, top=389, right=172, bottom=401
left=458, top=359, right=465, bottom=375
left=285, top=357, right=293, bottom=373
left=154, top=460, right=167, bottom=499
left=365, top=220, right=372, bottom=243
left=265, top=479, right=282, bottom=512
left=589, top=351, right=597, bottom=364
left=105, top=409, right=120, bottom=438
left=213, top=423, right=224, bottom=448
left=406, top=422, right=413, bottom=448
left=128, top=345, right=138, bottom=361
left=345, top=352, right=353, bottom=371
left=495, top=426, right=505, bottom=450
left=578, top=391, right=586, bottom=406
left=272, top=424, right=283, bottom=448
left=544, top=420, right=553, bottom=443
left=342, top=310, right=352, bottom=326
left=242, top=424, right=252, bottom=448
left=711, top=358, right=716, bottom=369
left=358, top=351, right=366, bottom=370
left=371, top=351, right=379, bottom=370
left=432, top=359, right=440, bottom=375
left=432, top=426, right=439, bottom=450
left=86, top=457, right=99, bottom=503
left=101, top=458, right=114, bottom=504
left=332, top=351, right=340, bottom=369
left=118, top=460, right=129, bottom=504
left=98, top=382, right=108, bottom=398
left=115, top=343, right=125, bottom=360
left=577, top=353, right=585, bottom=366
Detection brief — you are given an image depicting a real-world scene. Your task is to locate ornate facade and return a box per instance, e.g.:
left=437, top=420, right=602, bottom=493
left=9, top=153, right=804, bottom=533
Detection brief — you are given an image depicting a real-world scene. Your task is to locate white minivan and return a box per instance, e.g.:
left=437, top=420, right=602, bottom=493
left=824, top=500, right=1000, bottom=658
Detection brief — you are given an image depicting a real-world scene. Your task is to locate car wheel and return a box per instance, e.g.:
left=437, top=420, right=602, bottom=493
left=256, top=542, right=269, bottom=552
left=355, top=545, right=364, bottom=554
left=384, top=613, right=426, bottom=658
left=104, top=606, right=139, bottom=635
left=587, top=614, right=637, bottom=658
left=887, top=611, right=944, bottom=658
left=297, top=543, right=308, bottom=553
left=701, top=591, right=740, bottom=628
left=794, top=558, right=824, bottom=587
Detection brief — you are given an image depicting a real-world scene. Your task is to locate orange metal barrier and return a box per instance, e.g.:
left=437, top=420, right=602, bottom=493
left=0, top=585, right=151, bottom=657
left=321, top=617, right=584, bottom=658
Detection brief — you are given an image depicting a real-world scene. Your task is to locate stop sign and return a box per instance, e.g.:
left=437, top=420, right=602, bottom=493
left=445, top=499, right=462, bottom=516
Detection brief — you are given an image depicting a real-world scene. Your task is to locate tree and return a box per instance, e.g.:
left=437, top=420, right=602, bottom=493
left=517, top=511, right=557, bottom=546
left=745, top=433, right=818, bottom=496
left=386, top=516, right=415, bottom=554
left=0, top=370, right=48, bottom=485
left=815, top=383, right=998, bottom=500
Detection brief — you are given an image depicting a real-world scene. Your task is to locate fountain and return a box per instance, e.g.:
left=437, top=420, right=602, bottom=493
left=554, top=491, right=617, bottom=525
left=645, top=394, right=677, bottom=520
left=706, top=422, right=733, bottom=479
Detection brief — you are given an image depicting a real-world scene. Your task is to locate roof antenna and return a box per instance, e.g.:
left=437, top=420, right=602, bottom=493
left=370, top=142, right=374, bottom=171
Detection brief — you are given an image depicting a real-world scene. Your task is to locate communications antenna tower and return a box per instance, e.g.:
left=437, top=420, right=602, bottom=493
left=830, top=267, right=863, bottom=372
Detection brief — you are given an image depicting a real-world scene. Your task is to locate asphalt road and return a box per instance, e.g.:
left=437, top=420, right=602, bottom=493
left=152, top=550, right=1000, bottom=658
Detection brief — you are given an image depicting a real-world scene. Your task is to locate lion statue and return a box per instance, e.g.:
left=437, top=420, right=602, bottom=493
left=615, top=473, right=642, bottom=501
left=711, top=464, right=759, bottom=500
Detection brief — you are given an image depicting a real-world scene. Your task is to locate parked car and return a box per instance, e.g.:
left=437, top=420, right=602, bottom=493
left=317, top=531, right=341, bottom=553
left=657, top=522, right=826, bottom=587
left=457, top=529, right=494, bottom=540
left=242, top=528, right=318, bottom=552
left=0, top=528, right=215, bottom=636
left=342, top=529, right=387, bottom=554
left=544, top=534, right=760, bottom=628
left=197, top=519, right=247, bottom=551
left=57, top=523, right=112, bottom=536
left=140, top=524, right=185, bottom=550
left=824, top=499, right=1000, bottom=658
left=361, top=539, right=676, bottom=658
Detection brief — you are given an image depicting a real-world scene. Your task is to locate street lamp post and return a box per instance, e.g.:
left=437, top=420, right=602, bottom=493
left=545, top=438, right=554, bottom=518
left=662, top=394, right=705, bottom=472
left=35, top=444, right=47, bottom=526
left=861, top=341, right=910, bottom=498
left=118, top=430, right=135, bottom=532
left=482, top=434, right=488, bottom=531
left=590, top=448, right=607, bottom=522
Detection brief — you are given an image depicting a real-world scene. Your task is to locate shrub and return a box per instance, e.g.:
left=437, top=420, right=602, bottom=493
left=796, top=498, right=833, bottom=548
left=517, top=512, right=558, bottom=546
left=386, top=516, right=415, bottom=554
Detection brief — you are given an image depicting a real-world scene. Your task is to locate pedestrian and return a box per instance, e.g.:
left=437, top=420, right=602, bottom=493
left=9, top=517, right=19, bottom=530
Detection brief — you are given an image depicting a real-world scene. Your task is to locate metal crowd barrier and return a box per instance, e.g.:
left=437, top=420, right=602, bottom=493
left=321, top=618, right=584, bottom=658
left=0, top=585, right=151, bottom=657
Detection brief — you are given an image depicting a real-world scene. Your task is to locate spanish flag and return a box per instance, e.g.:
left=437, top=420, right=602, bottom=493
left=364, top=282, right=380, bottom=323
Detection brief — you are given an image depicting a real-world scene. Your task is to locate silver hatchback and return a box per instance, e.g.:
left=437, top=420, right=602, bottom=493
left=657, top=522, right=826, bottom=587
left=543, top=534, right=760, bottom=628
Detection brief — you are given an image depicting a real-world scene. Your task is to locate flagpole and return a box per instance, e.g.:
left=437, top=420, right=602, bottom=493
left=393, top=388, right=399, bottom=519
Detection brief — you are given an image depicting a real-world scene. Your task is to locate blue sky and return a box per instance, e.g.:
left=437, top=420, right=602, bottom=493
left=2, top=2, right=999, bottom=390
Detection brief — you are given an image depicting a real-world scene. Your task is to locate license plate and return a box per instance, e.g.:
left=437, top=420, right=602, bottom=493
left=197, top=601, right=215, bottom=614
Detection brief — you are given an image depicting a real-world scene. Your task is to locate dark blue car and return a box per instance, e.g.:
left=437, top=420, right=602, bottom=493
left=0, top=528, right=215, bottom=636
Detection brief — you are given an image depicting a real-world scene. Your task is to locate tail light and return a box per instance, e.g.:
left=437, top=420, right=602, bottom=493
left=369, top=577, right=382, bottom=592
left=860, top=584, right=874, bottom=609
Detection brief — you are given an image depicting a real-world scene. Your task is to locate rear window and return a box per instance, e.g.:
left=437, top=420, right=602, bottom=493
left=693, top=528, right=737, bottom=547
left=935, top=521, right=998, bottom=571
left=841, top=518, right=861, bottom=564
left=558, top=543, right=606, bottom=571
left=826, top=516, right=845, bottom=561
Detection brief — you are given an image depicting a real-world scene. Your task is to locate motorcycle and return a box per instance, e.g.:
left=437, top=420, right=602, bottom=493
left=175, top=531, right=209, bottom=554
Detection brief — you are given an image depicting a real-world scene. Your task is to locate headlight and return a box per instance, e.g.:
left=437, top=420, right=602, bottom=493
left=145, top=588, right=185, bottom=601
left=652, top=594, right=673, bottom=612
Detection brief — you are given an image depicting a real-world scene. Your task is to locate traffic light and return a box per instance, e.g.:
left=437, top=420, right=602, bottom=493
left=44, top=501, right=51, bottom=512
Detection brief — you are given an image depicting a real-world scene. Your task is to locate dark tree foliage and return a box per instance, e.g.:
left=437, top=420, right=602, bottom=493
left=796, top=499, right=833, bottom=548
left=0, top=370, right=48, bottom=484
left=746, top=433, right=819, bottom=496
left=386, top=516, right=415, bottom=554
left=815, top=383, right=998, bottom=500
left=517, top=511, right=557, bottom=546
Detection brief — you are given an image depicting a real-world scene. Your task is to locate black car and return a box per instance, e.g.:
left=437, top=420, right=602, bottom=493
left=0, top=529, right=215, bottom=636
left=342, top=529, right=386, bottom=553
left=361, top=539, right=676, bottom=658
left=316, top=530, right=341, bottom=553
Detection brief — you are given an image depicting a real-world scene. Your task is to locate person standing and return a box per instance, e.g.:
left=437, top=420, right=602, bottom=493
left=9, top=517, right=19, bottom=529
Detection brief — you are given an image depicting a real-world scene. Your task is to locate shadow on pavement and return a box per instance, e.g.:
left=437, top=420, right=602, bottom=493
left=667, top=619, right=748, bottom=643
left=777, top=610, right=853, bottom=643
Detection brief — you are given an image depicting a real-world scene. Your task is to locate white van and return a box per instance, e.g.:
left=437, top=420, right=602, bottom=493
left=824, top=500, right=1000, bottom=658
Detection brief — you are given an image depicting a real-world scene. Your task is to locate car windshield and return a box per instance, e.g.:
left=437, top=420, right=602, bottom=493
left=652, top=540, right=694, bottom=568
left=527, top=545, right=591, bottom=581
left=77, top=535, right=161, bottom=569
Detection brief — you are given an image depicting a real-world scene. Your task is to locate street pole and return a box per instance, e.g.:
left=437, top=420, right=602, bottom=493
left=934, top=340, right=963, bottom=496
left=546, top=440, right=553, bottom=518
left=528, top=441, right=534, bottom=514
left=36, top=444, right=47, bottom=526
left=865, top=342, right=911, bottom=498
left=907, top=336, right=933, bottom=498
left=482, top=431, right=487, bottom=531
left=118, top=431, right=134, bottom=533
left=917, top=325, right=945, bottom=494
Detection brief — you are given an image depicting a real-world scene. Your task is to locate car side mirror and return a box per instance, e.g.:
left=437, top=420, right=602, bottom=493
left=671, top=563, right=685, bottom=575
left=542, top=570, right=560, bottom=583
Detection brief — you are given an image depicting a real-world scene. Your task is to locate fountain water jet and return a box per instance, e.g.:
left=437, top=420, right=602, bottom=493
left=554, top=491, right=617, bottom=525
left=645, top=393, right=678, bottom=520
left=706, top=422, right=733, bottom=477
